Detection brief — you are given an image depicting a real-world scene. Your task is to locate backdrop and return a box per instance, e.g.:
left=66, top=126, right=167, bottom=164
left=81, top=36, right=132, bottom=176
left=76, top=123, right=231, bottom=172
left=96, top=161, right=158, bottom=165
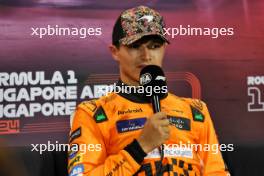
left=0, top=0, right=264, bottom=176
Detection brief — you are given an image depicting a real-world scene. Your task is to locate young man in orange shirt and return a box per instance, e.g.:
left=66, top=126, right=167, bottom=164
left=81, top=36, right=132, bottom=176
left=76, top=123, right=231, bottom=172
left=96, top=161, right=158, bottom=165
left=68, top=6, right=230, bottom=176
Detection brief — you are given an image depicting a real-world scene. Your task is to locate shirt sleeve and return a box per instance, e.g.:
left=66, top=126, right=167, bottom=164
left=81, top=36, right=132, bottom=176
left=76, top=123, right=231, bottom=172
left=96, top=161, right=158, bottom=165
left=67, top=103, right=146, bottom=176
left=197, top=101, right=230, bottom=176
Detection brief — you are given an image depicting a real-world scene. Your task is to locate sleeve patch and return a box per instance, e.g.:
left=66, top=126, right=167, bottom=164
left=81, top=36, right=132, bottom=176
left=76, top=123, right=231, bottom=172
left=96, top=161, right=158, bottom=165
left=93, top=106, right=108, bottom=123
left=68, top=150, right=78, bottom=160
left=68, top=154, right=83, bottom=170
left=69, top=164, right=84, bottom=176
left=69, top=127, right=81, bottom=143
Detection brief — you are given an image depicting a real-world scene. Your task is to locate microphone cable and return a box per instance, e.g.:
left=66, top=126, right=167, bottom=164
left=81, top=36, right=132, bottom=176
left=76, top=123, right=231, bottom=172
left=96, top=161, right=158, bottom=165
left=156, top=144, right=165, bottom=176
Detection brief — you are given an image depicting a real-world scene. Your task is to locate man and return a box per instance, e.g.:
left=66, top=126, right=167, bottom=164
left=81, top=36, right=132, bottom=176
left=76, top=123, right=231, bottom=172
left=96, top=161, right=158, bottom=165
left=68, top=6, right=230, bottom=176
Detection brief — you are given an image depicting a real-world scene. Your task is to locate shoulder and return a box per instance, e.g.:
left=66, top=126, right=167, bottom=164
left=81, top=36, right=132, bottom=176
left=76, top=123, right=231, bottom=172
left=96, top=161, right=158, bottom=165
left=78, top=99, right=99, bottom=114
left=74, top=92, right=122, bottom=123
left=182, top=97, right=207, bottom=111
left=168, top=93, right=206, bottom=108
left=70, top=93, right=120, bottom=128
left=168, top=93, right=209, bottom=122
left=184, top=97, right=209, bottom=122
left=77, top=92, right=119, bottom=114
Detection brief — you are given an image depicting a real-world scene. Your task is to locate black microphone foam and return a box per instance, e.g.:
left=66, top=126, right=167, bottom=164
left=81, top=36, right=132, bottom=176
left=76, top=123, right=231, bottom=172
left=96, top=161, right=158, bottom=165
left=139, top=65, right=167, bottom=98
left=139, top=65, right=168, bottom=113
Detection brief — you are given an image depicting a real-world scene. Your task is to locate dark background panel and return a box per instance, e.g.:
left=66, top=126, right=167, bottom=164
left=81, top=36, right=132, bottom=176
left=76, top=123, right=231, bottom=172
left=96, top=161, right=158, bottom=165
left=0, top=0, right=264, bottom=175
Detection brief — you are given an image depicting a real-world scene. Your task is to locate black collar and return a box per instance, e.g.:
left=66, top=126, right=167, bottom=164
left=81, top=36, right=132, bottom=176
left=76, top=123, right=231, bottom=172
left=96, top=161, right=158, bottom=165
left=116, top=79, right=168, bottom=103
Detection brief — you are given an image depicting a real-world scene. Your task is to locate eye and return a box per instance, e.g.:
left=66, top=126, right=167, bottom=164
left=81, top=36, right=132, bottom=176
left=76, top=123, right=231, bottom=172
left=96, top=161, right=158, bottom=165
left=128, top=43, right=141, bottom=49
left=148, top=42, right=162, bottom=49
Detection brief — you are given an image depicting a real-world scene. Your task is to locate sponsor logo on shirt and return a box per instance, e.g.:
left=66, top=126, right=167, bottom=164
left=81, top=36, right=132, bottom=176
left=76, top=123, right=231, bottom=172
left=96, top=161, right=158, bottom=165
left=145, top=147, right=193, bottom=159
left=191, top=106, right=205, bottom=122
left=116, top=117, right=146, bottom=133
left=117, top=108, right=143, bottom=115
left=168, top=116, right=191, bottom=131
left=93, top=106, right=108, bottom=123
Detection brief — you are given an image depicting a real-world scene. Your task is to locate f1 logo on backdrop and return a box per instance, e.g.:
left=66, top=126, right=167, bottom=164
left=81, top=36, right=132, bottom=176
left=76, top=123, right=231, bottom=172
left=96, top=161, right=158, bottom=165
left=247, top=76, right=264, bottom=112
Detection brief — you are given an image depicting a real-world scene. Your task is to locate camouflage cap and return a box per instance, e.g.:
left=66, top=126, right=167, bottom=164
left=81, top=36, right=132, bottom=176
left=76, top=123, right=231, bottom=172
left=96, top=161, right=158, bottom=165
left=112, top=6, right=169, bottom=46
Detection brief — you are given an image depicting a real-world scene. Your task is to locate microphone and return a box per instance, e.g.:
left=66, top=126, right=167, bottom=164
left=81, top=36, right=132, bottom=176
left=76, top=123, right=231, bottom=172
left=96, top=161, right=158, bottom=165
left=139, top=65, right=167, bottom=113
left=139, top=65, right=168, bottom=175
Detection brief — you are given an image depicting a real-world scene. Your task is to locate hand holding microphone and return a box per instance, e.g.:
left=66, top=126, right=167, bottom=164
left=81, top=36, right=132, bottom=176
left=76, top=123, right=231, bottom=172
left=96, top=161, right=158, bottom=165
left=137, top=112, right=170, bottom=153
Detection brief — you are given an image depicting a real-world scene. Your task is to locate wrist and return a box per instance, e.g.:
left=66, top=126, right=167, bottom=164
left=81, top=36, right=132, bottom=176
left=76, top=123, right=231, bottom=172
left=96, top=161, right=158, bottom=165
left=137, top=138, right=152, bottom=153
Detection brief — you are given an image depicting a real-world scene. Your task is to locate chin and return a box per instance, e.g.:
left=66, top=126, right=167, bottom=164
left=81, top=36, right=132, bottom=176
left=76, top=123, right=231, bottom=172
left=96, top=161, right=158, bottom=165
left=129, top=73, right=139, bottom=84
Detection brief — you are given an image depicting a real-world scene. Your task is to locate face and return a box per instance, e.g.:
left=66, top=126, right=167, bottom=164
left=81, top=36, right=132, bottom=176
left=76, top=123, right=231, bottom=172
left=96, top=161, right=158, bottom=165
left=110, top=36, right=166, bottom=85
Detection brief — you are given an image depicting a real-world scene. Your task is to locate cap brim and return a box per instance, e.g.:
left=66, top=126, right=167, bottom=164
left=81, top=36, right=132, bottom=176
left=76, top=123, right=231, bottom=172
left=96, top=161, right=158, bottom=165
left=119, top=32, right=170, bottom=46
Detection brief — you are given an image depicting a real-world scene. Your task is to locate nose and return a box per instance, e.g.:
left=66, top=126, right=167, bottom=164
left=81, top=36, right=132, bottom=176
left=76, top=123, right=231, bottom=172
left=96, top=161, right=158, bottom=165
left=140, top=45, right=151, bottom=61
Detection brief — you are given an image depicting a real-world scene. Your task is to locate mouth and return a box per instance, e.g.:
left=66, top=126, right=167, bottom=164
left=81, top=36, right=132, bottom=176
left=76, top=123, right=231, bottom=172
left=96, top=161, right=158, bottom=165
left=137, top=64, right=149, bottom=69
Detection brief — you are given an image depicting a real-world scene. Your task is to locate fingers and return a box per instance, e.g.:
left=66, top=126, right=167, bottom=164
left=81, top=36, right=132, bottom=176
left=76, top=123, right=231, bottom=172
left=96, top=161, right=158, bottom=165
left=154, top=112, right=167, bottom=119
left=159, top=118, right=170, bottom=127
left=153, top=112, right=169, bottom=127
left=158, top=124, right=170, bottom=134
left=158, top=126, right=170, bottom=140
left=162, top=126, right=170, bottom=134
left=138, top=112, right=171, bottom=153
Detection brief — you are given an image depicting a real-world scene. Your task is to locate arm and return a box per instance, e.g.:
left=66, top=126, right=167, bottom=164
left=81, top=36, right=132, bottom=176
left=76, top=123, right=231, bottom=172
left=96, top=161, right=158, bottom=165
left=68, top=103, right=146, bottom=176
left=196, top=101, right=230, bottom=176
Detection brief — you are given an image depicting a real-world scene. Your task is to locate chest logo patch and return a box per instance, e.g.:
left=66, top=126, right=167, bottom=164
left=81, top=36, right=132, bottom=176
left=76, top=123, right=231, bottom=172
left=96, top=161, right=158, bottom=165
left=93, top=106, right=108, bottom=123
left=191, top=106, right=205, bottom=122
left=116, top=118, right=146, bottom=133
left=168, top=116, right=191, bottom=131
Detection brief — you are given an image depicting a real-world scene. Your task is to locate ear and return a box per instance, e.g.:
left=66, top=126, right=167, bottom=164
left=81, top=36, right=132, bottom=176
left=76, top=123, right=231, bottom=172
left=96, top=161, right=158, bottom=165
left=109, top=44, right=120, bottom=62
